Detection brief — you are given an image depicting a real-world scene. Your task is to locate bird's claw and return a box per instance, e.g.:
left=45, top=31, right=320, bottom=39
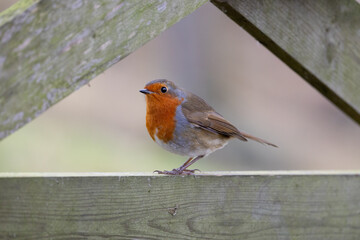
left=154, top=168, right=201, bottom=175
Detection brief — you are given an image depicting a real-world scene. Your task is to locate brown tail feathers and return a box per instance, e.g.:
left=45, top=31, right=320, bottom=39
left=237, top=132, right=278, bottom=147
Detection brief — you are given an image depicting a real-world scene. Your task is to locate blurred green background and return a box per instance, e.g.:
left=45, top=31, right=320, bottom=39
left=0, top=1, right=359, bottom=172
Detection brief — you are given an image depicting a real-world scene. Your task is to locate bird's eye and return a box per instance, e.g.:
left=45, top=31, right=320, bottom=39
left=161, top=86, right=167, bottom=93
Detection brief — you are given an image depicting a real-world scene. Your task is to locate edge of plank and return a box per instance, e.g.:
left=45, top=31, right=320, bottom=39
left=0, top=171, right=359, bottom=178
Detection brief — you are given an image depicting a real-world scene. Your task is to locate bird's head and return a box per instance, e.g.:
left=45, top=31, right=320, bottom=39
left=140, top=79, right=185, bottom=102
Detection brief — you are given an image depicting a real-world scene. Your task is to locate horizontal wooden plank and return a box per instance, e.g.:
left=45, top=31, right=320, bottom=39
left=0, top=0, right=207, bottom=140
left=1, top=172, right=360, bottom=239
left=211, top=0, right=360, bottom=124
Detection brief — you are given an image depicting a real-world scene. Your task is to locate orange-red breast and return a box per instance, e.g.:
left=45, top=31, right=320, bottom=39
left=140, top=79, right=277, bottom=175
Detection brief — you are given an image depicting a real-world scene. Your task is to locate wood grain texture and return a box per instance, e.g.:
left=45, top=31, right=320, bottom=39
left=1, top=172, right=360, bottom=239
left=211, top=0, right=360, bottom=124
left=0, top=0, right=207, bottom=141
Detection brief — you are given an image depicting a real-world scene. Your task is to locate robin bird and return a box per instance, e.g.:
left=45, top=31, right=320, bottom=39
left=140, top=79, right=277, bottom=175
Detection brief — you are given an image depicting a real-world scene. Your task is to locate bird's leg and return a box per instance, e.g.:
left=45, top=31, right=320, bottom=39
left=178, top=155, right=204, bottom=173
left=178, top=157, right=194, bottom=170
left=154, top=155, right=204, bottom=175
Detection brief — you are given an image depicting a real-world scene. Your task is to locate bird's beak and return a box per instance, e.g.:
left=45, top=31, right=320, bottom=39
left=139, top=89, right=153, bottom=94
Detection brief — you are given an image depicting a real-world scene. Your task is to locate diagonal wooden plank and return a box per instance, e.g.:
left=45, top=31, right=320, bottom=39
left=211, top=0, right=360, bottom=125
left=0, top=172, right=360, bottom=239
left=0, top=0, right=207, bottom=140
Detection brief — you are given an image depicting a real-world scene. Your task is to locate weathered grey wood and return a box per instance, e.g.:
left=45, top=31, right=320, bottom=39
left=1, top=172, right=360, bottom=239
left=0, top=0, right=207, bottom=140
left=211, top=0, right=360, bottom=124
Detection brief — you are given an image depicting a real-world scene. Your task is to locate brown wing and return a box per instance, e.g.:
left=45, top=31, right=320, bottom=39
left=181, top=92, right=247, bottom=141
left=181, top=92, right=278, bottom=147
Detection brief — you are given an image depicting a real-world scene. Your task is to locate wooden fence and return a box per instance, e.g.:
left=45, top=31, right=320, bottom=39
left=1, top=172, right=360, bottom=239
left=0, top=0, right=360, bottom=239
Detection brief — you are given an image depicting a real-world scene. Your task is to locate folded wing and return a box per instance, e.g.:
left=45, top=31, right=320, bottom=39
left=181, top=92, right=277, bottom=147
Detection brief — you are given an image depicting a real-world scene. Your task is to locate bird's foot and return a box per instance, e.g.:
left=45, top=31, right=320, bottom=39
left=154, top=168, right=201, bottom=175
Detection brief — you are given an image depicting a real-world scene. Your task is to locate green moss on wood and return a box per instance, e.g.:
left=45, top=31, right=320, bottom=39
left=0, top=0, right=39, bottom=26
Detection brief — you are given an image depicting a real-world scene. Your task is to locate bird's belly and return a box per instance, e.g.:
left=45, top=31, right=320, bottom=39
left=154, top=125, right=230, bottom=157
